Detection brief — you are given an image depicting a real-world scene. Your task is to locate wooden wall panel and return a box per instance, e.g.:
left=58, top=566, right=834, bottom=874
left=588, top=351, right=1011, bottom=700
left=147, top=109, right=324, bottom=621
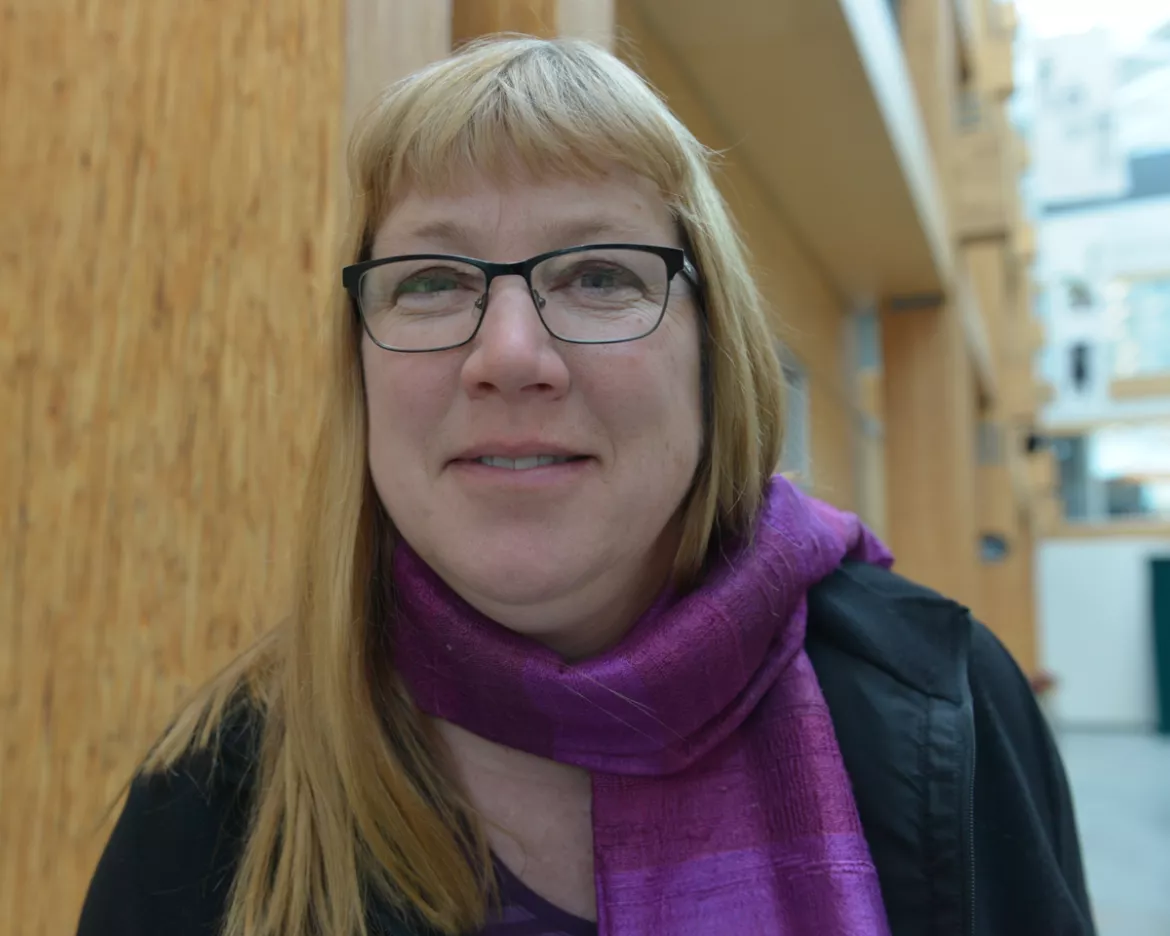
left=978, top=510, right=1037, bottom=673
left=1110, top=373, right=1170, bottom=400
left=450, top=1, right=613, bottom=54
left=953, top=103, right=1016, bottom=241
left=0, top=4, right=345, bottom=933
left=964, top=235, right=1040, bottom=670
left=806, top=375, right=860, bottom=512
left=964, top=239, right=1007, bottom=351
left=558, top=0, right=615, bottom=48
left=881, top=302, right=980, bottom=608
left=616, top=2, right=858, bottom=511
left=453, top=0, right=558, bottom=47
left=855, top=369, right=887, bottom=535
left=899, top=0, right=958, bottom=198
left=347, top=0, right=452, bottom=129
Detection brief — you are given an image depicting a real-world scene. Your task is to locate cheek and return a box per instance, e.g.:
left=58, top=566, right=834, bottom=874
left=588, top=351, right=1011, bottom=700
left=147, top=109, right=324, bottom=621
left=657, top=310, right=704, bottom=428
left=362, top=341, right=451, bottom=469
left=580, top=314, right=703, bottom=458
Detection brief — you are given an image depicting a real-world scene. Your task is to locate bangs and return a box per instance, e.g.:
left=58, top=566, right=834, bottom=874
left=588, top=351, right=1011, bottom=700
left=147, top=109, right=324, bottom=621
left=348, top=37, right=707, bottom=239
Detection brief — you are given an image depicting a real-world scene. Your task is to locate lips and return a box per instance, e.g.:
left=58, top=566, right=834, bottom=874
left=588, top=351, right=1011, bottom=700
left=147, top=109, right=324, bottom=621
left=450, top=442, right=592, bottom=469
left=474, top=455, right=583, bottom=470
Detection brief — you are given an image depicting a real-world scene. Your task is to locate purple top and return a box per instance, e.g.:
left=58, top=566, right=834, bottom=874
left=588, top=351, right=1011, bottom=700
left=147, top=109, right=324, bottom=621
left=482, top=860, right=595, bottom=936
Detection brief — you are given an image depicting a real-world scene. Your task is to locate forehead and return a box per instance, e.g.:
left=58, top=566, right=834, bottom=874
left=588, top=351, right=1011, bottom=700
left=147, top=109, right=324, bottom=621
left=370, top=168, right=678, bottom=260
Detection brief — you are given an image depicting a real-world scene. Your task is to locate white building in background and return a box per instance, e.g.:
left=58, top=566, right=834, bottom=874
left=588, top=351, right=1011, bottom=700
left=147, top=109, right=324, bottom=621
left=1031, top=25, right=1170, bottom=426
left=1020, top=21, right=1170, bottom=729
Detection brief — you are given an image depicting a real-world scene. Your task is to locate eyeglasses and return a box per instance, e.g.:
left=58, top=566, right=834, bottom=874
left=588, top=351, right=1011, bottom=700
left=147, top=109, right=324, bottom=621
left=342, top=243, right=699, bottom=353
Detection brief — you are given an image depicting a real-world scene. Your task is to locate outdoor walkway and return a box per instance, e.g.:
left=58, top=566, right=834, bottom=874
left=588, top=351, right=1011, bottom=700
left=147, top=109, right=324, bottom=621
left=1058, top=731, right=1170, bottom=936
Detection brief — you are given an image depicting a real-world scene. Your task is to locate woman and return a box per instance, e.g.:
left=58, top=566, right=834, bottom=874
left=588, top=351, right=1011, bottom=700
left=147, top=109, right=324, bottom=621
left=77, top=36, right=1095, bottom=936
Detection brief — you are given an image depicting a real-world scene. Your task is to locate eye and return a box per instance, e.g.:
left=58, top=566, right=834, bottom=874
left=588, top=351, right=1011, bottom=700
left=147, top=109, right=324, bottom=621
left=564, top=262, right=644, bottom=294
left=579, top=268, right=621, bottom=290
left=395, top=269, right=463, bottom=296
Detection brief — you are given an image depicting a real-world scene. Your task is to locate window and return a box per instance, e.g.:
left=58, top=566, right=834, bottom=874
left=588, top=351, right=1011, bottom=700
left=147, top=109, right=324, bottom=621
left=1067, top=279, right=1093, bottom=309
left=854, top=309, right=880, bottom=370
left=1038, top=58, right=1053, bottom=91
left=776, top=346, right=810, bottom=485
left=977, top=422, right=1004, bottom=466
left=1070, top=343, right=1091, bottom=391
left=1107, top=276, right=1170, bottom=378
left=1053, top=423, right=1170, bottom=523
left=1054, top=436, right=1090, bottom=520
left=1097, top=113, right=1112, bottom=168
left=850, top=310, right=885, bottom=534
left=957, top=88, right=983, bottom=131
left=1033, top=285, right=1050, bottom=322
left=1039, top=343, right=1061, bottom=383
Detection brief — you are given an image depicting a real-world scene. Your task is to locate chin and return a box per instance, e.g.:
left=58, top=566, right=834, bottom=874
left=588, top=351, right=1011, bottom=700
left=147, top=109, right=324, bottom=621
left=447, top=554, right=591, bottom=612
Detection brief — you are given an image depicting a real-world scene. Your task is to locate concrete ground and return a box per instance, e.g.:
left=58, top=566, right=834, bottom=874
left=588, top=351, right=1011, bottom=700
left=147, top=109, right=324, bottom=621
left=1057, top=731, right=1170, bottom=936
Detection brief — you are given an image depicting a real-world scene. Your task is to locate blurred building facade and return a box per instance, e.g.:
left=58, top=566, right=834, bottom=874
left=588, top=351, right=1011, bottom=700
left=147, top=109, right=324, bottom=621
left=1017, top=22, right=1170, bottom=729
left=2, top=1, right=1052, bottom=932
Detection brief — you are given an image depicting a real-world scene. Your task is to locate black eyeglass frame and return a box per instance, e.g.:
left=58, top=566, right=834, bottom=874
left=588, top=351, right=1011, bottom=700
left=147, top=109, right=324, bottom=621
left=341, top=243, right=701, bottom=353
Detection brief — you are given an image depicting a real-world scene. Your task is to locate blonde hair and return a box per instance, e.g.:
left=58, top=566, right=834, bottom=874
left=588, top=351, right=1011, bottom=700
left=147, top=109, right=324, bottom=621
left=146, top=36, right=784, bottom=936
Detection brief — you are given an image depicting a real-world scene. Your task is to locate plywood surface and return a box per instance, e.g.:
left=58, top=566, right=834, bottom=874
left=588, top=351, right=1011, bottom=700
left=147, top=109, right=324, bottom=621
left=0, top=4, right=344, bottom=932
left=881, top=302, right=980, bottom=609
left=616, top=1, right=858, bottom=510
left=453, top=0, right=557, bottom=46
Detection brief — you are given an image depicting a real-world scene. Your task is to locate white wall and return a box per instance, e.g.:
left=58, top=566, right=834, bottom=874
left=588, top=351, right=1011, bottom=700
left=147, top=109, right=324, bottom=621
left=1038, top=538, right=1170, bottom=728
left=1038, top=194, right=1170, bottom=427
left=1033, top=31, right=1128, bottom=204
left=1116, top=49, right=1170, bottom=155
left=1038, top=196, right=1170, bottom=286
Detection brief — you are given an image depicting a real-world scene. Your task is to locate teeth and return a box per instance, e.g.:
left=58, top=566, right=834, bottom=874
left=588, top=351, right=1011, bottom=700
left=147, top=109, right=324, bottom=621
left=476, top=455, right=574, bottom=469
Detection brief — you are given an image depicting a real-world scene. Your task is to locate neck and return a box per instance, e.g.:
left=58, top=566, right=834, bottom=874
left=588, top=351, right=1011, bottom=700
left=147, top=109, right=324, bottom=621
left=434, top=718, right=589, bottom=790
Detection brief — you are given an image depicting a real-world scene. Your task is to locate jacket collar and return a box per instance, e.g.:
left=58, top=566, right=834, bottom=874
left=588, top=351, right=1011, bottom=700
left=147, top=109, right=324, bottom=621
left=806, top=562, right=973, bottom=705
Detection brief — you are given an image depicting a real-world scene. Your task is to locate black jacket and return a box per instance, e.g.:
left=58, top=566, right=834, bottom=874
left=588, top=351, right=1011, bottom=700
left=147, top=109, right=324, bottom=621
left=77, top=563, right=1097, bottom=936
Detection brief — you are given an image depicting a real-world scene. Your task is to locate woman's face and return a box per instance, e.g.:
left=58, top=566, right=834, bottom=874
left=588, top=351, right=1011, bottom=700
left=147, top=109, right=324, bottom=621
left=363, top=169, right=703, bottom=656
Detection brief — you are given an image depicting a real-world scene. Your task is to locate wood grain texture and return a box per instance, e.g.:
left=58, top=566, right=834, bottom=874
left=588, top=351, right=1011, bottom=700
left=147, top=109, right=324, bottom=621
left=881, top=301, right=981, bottom=610
left=346, top=0, right=452, bottom=132
left=899, top=0, right=958, bottom=203
left=0, top=3, right=344, bottom=932
left=452, top=0, right=558, bottom=47
left=953, top=99, right=1018, bottom=241
left=616, top=1, right=859, bottom=512
left=1110, top=372, right=1170, bottom=400
left=557, top=0, right=615, bottom=48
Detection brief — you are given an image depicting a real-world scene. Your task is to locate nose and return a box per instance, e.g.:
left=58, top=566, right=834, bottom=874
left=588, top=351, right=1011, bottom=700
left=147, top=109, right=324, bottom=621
left=459, top=275, right=571, bottom=400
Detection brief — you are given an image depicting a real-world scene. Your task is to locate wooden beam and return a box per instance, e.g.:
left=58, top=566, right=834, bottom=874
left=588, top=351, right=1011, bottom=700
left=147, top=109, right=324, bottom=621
left=452, top=0, right=557, bottom=47
left=1110, top=373, right=1170, bottom=400
left=2, top=2, right=348, bottom=930
left=635, top=0, right=953, bottom=297
left=956, top=264, right=997, bottom=405
left=557, top=0, right=614, bottom=48
left=899, top=0, right=959, bottom=192
left=977, top=507, right=1038, bottom=673
left=617, top=3, right=859, bottom=514
left=346, top=0, right=451, bottom=130
left=1051, top=521, right=1170, bottom=539
left=1043, top=413, right=1170, bottom=433
left=952, top=0, right=977, bottom=79
left=974, top=427, right=1040, bottom=672
left=881, top=300, right=980, bottom=608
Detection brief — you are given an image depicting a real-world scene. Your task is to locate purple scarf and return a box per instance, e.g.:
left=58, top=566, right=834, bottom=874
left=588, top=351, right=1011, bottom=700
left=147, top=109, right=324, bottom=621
left=394, top=476, right=894, bottom=935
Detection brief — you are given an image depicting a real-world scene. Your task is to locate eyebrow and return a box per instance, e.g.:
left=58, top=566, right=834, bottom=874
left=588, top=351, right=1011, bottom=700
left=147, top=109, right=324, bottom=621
left=383, top=216, right=663, bottom=257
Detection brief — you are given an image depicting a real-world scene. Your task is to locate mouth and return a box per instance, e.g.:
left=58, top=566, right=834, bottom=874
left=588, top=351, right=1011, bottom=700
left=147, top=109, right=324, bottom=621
left=469, top=454, right=591, bottom=471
